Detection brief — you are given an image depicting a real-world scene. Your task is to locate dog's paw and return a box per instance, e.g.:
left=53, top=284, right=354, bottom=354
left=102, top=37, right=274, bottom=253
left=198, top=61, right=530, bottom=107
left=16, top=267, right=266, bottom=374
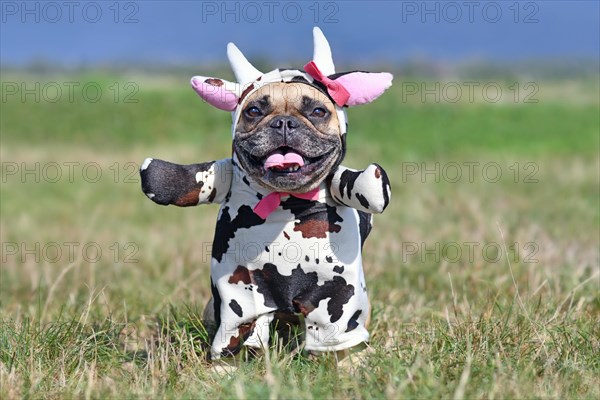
left=209, top=358, right=240, bottom=376
left=334, top=342, right=374, bottom=373
left=307, top=342, right=373, bottom=374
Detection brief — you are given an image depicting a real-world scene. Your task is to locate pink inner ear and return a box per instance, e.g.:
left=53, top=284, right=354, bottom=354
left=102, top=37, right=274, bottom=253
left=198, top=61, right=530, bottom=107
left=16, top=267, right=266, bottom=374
left=335, top=72, right=393, bottom=106
left=191, top=78, right=239, bottom=111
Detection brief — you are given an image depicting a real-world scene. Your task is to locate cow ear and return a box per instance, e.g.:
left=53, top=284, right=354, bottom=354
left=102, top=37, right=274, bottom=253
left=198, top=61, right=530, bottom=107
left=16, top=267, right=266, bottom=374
left=190, top=76, right=240, bottom=111
left=333, top=72, right=393, bottom=106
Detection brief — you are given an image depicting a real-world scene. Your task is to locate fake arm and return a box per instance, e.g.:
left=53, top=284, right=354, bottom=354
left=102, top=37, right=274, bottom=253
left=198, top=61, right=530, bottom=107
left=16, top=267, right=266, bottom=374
left=328, top=164, right=391, bottom=214
left=140, top=158, right=233, bottom=206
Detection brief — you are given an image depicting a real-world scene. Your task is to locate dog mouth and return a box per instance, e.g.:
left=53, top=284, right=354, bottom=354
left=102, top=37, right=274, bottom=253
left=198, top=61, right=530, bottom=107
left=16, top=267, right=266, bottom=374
left=257, top=146, right=330, bottom=175
left=235, top=137, right=342, bottom=192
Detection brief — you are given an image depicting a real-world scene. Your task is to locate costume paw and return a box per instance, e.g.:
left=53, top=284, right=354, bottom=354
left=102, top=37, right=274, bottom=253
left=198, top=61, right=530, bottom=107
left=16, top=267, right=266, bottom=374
left=363, top=163, right=391, bottom=213
left=330, top=164, right=391, bottom=213
left=140, top=158, right=203, bottom=206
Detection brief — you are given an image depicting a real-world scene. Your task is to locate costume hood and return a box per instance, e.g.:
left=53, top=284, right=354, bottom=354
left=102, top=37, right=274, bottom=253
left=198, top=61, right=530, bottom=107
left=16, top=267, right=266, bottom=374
left=189, top=27, right=393, bottom=137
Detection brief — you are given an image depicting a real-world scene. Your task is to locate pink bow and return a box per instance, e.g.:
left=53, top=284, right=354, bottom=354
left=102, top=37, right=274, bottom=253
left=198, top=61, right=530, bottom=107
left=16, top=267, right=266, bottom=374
left=253, top=188, right=320, bottom=219
left=303, top=61, right=350, bottom=107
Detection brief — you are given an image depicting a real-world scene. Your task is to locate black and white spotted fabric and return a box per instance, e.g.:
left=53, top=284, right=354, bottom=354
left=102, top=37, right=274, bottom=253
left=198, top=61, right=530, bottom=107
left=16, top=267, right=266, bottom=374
left=140, top=27, right=392, bottom=359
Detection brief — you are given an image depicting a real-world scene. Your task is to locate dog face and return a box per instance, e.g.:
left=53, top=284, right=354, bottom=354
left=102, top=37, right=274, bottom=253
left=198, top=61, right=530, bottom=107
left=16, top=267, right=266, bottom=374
left=233, top=82, right=343, bottom=193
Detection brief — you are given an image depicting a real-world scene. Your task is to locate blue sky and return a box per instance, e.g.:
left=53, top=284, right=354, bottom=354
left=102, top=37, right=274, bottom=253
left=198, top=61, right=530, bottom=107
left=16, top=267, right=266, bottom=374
left=1, top=1, right=598, bottom=66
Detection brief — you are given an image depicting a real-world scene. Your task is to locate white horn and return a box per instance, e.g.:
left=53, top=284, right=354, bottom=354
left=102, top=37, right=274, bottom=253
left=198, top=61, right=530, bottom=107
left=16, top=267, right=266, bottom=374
left=227, top=42, right=262, bottom=85
left=312, top=27, right=335, bottom=75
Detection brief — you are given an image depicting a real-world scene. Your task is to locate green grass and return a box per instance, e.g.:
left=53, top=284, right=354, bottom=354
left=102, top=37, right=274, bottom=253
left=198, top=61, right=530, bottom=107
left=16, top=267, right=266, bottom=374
left=1, top=73, right=599, bottom=399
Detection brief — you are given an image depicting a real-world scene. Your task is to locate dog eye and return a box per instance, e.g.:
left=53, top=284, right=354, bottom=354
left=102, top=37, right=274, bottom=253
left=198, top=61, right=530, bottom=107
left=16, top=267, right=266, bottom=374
left=310, top=107, right=327, bottom=118
left=245, top=106, right=263, bottom=118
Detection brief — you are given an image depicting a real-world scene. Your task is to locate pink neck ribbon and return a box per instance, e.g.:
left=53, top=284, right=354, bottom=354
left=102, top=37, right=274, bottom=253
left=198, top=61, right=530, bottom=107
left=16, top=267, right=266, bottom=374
left=303, top=61, right=350, bottom=107
left=253, top=188, right=320, bottom=219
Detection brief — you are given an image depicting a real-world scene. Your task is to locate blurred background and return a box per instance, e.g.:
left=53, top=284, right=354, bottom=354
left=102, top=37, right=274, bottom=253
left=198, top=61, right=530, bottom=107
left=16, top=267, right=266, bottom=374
left=2, top=1, right=599, bottom=65
left=0, top=1, right=599, bottom=396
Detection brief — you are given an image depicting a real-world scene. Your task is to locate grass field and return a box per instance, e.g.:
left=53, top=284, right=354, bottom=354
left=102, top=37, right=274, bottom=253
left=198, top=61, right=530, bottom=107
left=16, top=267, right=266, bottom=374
left=1, top=72, right=599, bottom=399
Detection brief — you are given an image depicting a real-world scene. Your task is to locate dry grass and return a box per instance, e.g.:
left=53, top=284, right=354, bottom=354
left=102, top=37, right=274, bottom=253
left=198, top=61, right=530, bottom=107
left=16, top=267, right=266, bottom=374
left=1, top=76, right=598, bottom=398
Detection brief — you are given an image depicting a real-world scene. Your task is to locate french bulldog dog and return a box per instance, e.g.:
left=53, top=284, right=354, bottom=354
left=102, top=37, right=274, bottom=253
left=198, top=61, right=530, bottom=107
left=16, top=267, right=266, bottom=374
left=140, top=28, right=393, bottom=363
left=234, top=82, right=343, bottom=194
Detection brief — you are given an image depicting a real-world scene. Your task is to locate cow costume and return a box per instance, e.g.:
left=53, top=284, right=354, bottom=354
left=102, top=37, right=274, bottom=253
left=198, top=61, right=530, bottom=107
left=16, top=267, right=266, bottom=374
left=140, top=28, right=392, bottom=360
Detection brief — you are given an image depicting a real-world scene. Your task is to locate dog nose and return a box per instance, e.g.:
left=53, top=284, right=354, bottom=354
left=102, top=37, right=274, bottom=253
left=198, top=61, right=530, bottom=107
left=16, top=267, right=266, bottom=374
left=270, top=116, right=299, bottom=130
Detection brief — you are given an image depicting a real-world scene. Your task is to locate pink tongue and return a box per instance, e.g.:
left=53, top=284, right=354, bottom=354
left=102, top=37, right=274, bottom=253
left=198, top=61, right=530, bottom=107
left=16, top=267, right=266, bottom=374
left=264, top=152, right=304, bottom=169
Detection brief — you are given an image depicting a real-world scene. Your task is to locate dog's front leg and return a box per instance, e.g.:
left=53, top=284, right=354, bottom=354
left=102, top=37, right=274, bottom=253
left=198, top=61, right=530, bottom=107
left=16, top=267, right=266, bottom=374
left=328, top=164, right=392, bottom=213
left=139, top=157, right=233, bottom=206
